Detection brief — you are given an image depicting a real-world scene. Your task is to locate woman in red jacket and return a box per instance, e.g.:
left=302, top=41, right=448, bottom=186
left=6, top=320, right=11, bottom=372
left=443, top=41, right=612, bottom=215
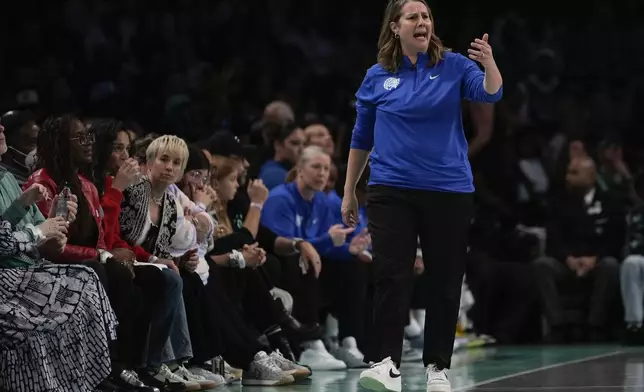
left=23, top=115, right=159, bottom=392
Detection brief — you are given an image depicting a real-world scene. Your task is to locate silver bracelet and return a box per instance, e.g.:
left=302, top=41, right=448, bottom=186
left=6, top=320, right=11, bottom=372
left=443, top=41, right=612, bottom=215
left=228, top=249, right=246, bottom=269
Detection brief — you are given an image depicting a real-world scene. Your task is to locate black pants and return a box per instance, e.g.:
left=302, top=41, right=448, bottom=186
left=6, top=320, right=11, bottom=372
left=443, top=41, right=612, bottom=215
left=364, top=185, right=473, bottom=369
left=320, top=260, right=369, bottom=344
left=279, top=255, right=321, bottom=326
left=86, top=261, right=166, bottom=368
left=214, top=264, right=284, bottom=333
left=180, top=271, right=221, bottom=365
left=262, top=253, right=283, bottom=287
left=204, top=267, right=267, bottom=370
left=534, top=256, right=620, bottom=329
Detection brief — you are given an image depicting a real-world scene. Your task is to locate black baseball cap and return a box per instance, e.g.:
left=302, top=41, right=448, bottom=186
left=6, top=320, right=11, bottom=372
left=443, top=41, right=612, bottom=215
left=201, top=130, right=256, bottom=158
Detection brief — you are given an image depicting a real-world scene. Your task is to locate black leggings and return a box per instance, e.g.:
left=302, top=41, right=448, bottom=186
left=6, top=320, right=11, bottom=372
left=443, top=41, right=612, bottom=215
left=213, top=264, right=285, bottom=333
left=364, top=185, right=473, bottom=369
left=205, top=266, right=268, bottom=369
left=180, top=271, right=222, bottom=365
left=320, top=260, right=369, bottom=344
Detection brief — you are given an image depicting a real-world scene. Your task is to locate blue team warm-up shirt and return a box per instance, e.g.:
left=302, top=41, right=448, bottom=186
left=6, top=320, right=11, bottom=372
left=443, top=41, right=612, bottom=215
left=350, top=52, right=503, bottom=193
left=261, top=182, right=357, bottom=262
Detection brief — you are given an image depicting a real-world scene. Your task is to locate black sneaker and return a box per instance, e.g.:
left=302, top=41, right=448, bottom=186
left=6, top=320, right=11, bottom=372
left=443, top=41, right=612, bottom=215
left=95, top=377, right=122, bottom=392
left=112, top=370, right=160, bottom=392
left=623, top=326, right=644, bottom=346
left=136, top=371, right=185, bottom=392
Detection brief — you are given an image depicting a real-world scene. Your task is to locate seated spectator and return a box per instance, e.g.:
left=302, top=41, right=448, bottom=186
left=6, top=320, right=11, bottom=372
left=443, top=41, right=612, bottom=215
left=304, top=123, right=335, bottom=157
left=0, top=110, right=39, bottom=185
left=121, top=135, right=306, bottom=386
left=207, top=155, right=306, bottom=363
left=620, top=174, right=644, bottom=345
left=596, top=138, right=639, bottom=206
left=0, top=125, right=117, bottom=392
left=262, top=146, right=370, bottom=370
left=534, top=157, right=624, bottom=343
left=203, top=132, right=324, bottom=343
left=88, top=119, right=209, bottom=390
left=258, top=122, right=305, bottom=190
left=0, top=216, right=118, bottom=392
left=177, top=144, right=218, bottom=284
left=23, top=115, right=168, bottom=391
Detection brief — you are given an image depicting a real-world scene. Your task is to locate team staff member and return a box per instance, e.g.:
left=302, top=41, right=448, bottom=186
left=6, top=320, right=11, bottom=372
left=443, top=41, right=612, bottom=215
left=341, top=1, right=503, bottom=392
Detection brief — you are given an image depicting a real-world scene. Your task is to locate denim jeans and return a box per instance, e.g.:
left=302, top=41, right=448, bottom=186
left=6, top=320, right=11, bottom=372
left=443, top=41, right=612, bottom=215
left=621, top=255, right=644, bottom=324
left=147, top=268, right=192, bottom=367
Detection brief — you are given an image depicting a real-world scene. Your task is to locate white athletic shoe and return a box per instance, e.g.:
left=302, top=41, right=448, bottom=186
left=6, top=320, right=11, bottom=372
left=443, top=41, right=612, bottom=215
left=426, top=364, right=451, bottom=392
left=358, top=357, right=402, bottom=392
left=269, top=349, right=312, bottom=380
left=333, top=337, right=369, bottom=368
left=405, top=315, right=422, bottom=339
left=299, top=340, right=347, bottom=370
left=242, top=351, right=295, bottom=386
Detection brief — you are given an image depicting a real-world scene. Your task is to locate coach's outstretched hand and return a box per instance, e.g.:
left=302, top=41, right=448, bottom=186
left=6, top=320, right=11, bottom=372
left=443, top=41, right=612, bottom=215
left=468, top=33, right=496, bottom=69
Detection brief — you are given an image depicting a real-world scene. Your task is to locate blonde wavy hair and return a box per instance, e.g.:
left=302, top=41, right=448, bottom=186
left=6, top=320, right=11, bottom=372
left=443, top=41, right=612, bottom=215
left=209, top=156, right=238, bottom=238
left=377, top=0, right=449, bottom=72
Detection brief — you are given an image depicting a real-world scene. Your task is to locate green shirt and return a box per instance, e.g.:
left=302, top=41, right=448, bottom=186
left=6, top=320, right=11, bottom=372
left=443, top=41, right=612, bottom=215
left=0, top=169, right=45, bottom=267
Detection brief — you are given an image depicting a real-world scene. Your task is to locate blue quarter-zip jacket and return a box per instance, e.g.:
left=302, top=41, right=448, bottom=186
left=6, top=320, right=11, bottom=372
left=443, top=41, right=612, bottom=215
left=350, top=52, right=503, bottom=193
left=262, top=182, right=348, bottom=259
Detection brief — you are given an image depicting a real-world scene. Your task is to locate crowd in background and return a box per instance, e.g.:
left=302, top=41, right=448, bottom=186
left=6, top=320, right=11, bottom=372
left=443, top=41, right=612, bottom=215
left=1, top=0, right=644, bottom=391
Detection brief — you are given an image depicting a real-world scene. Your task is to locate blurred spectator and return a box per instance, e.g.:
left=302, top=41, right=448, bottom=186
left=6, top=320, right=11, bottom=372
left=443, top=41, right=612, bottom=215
left=534, top=157, right=624, bottom=343
left=0, top=110, right=39, bottom=185
left=258, top=122, right=306, bottom=190
left=596, top=138, right=639, bottom=206
left=621, top=174, right=644, bottom=345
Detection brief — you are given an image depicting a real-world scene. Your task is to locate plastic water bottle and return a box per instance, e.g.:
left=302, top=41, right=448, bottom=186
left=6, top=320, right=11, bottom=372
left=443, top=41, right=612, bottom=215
left=55, top=185, right=72, bottom=220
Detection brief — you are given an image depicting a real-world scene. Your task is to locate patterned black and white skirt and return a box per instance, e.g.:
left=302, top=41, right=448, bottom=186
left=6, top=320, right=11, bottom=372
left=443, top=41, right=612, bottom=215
left=0, top=264, right=118, bottom=392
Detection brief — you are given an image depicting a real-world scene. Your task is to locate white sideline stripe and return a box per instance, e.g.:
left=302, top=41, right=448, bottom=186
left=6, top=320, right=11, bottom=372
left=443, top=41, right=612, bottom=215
left=451, top=350, right=625, bottom=392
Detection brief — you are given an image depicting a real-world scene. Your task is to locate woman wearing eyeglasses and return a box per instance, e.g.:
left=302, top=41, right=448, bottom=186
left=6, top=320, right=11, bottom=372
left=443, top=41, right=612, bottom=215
left=23, top=114, right=159, bottom=391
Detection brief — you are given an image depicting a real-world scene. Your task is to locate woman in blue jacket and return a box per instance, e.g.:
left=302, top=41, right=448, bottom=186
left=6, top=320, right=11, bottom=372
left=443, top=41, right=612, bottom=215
left=341, top=1, right=503, bottom=392
left=262, top=146, right=371, bottom=371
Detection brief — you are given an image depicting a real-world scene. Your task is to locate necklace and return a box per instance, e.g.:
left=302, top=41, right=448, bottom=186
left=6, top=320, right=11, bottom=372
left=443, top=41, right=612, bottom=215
left=151, top=194, right=163, bottom=205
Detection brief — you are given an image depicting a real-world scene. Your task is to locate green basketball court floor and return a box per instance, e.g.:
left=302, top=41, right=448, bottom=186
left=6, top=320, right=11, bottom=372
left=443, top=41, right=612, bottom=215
left=230, top=345, right=643, bottom=392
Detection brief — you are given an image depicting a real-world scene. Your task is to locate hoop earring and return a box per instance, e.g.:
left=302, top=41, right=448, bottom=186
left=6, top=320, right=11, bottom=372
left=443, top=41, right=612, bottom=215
left=395, top=33, right=400, bottom=39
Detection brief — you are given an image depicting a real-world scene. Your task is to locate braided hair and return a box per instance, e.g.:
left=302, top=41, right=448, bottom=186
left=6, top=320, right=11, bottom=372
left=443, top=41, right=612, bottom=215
left=36, top=114, right=93, bottom=242
left=85, top=117, right=124, bottom=196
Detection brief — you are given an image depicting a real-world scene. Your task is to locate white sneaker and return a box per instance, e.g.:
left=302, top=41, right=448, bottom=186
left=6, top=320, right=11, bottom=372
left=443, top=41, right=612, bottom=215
left=333, top=337, right=368, bottom=368
left=152, top=364, right=201, bottom=391
left=188, top=366, right=226, bottom=387
left=174, top=365, right=218, bottom=390
left=426, top=364, right=451, bottom=392
left=242, top=351, right=295, bottom=386
left=224, top=362, right=242, bottom=383
left=412, top=309, right=426, bottom=329
left=405, top=315, right=422, bottom=339
left=401, top=338, right=422, bottom=362
left=269, top=349, right=312, bottom=380
left=299, top=340, right=347, bottom=370
left=358, top=357, right=402, bottom=392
